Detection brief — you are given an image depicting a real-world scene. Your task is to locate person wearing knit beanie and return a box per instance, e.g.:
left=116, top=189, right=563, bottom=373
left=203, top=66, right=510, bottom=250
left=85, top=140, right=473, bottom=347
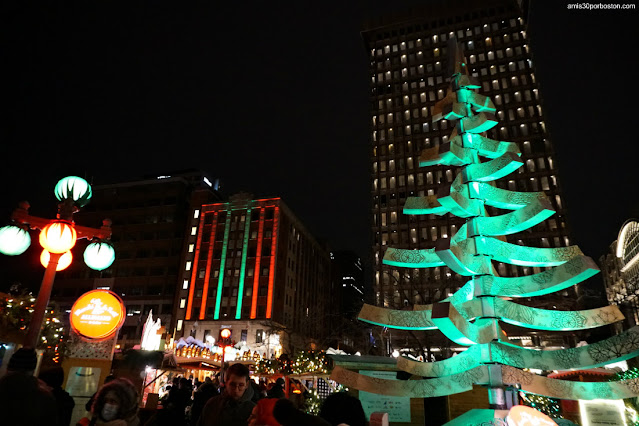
left=7, top=347, right=38, bottom=373
left=0, top=347, right=58, bottom=425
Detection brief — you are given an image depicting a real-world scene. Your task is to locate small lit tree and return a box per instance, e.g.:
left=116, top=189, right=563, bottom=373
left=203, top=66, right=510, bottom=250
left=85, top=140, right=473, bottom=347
left=0, top=292, right=66, bottom=366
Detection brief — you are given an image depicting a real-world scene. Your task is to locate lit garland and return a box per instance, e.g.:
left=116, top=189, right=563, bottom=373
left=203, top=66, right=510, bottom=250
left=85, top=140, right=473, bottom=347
left=255, top=358, right=278, bottom=375
left=304, top=388, right=322, bottom=415
left=0, top=292, right=66, bottom=364
left=520, top=392, right=562, bottom=419
left=291, top=350, right=330, bottom=375
left=303, top=384, right=349, bottom=415
left=609, top=367, right=639, bottom=382
left=255, top=350, right=331, bottom=375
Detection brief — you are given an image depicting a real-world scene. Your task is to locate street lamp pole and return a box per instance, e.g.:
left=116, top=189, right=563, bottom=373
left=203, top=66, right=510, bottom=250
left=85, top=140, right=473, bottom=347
left=24, top=252, right=61, bottom=348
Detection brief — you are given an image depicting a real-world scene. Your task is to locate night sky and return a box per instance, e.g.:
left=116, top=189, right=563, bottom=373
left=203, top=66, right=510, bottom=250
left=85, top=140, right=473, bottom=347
left=1, top=2, right=638, bottom=291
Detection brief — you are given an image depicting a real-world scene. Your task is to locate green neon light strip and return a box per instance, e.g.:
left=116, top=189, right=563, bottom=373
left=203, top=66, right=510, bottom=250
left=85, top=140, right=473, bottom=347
left=235, top=209, right=252, bottom=319
left=476, top=256, right=599, bottom=298
left=383, top=247, right=445, bottom=268
left=397, top=345, right=481, bottom=377
left=504, top=365, right=639, bottom=400
left=419, top=141, right=472, bottom=167
left=458, top=111, right=498, bottom=134
left=436, top=237, right=494, bottom=276
left=461, top=152, right=523, bottom=183
left=399, top=326, right=639, bottom=377
left=491, top=326, right=639, bottom=370
left=403, top=183, right=548, bottom=215
left=468, top=198, right=555, bottom=237
left=419, top=134, right=519, bottom=169
left=461, top=133, right=518, bottom=158
left=403, top=195, right=449, bottom=215
left=452, top=297, right=624, bottom=331
left=358, top=303, right=437, bottom=330
left=440, top=257, right=597, bottom=306
left=331, top=365, right=489, bottom=398
left=438, top=177, right=482, bottom=218
left=491, top=299, right=624, bottom=331
left=214, top=210, right=232, bottom=319
left=474, top=183, right=547, bottom=210
left=464, top=91, right=496, bottom=113
left=475, top=236, right=583, bottom=267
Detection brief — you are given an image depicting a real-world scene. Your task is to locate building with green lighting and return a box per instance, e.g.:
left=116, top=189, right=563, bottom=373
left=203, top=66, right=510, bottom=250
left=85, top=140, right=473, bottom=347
left=364, top=0, right=575, bottom=350
left=173, top=193, right=332, bottom=358
left=50, top=170, right=222, bottom=350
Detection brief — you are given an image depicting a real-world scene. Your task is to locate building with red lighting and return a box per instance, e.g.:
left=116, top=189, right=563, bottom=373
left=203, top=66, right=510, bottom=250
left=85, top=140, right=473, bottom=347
left=173, top=193, right=332, bottom=358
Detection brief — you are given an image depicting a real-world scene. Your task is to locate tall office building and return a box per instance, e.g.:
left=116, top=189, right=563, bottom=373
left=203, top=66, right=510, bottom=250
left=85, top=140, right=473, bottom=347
left=51, top=170, right=222, bottom=349
left=365, top=0, right=573, bottom=333
left=174, top=193, right=331, bottom=357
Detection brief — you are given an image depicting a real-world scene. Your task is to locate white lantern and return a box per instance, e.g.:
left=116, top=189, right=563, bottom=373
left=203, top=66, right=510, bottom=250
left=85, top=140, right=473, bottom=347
left=84, top=241, right=115, bottom=271
left=54, top=176, right=92, bottom=207
left=0, top=225, right=31, bottom=256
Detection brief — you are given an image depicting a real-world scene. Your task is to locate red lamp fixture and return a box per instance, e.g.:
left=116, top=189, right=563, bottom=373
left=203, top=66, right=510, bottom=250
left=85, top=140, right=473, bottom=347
left=40, top=250, right=73, bottom=271
left=39, top=220, right=77, bottom=253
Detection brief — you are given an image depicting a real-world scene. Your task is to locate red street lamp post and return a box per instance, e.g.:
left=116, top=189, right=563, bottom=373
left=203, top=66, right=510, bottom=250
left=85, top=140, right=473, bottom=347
left=0, top=177, right=115, bottom=349
left=220, top=328, right=232, bottom=366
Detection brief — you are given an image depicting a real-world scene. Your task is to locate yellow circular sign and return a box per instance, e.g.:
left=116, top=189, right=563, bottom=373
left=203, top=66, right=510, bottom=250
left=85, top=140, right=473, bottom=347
left=70, top=290, right=125, bottom=340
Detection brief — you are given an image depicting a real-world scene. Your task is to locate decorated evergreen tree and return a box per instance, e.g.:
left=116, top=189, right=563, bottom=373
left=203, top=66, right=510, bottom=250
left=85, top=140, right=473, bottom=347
left=331, top=40, right=639, bottom=424
left=0, top=292, right=66, bottom=366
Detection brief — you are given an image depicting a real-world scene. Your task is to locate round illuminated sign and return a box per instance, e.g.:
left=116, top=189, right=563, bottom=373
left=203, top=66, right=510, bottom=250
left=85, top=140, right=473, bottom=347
left=70, top=290, right=125, bottom=340
left=506, top=405, right=557, bottom=426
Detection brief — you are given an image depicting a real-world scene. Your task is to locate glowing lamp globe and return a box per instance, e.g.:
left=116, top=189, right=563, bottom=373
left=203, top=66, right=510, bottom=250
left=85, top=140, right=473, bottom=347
left=40, top=250, right=73, bottom=271
left=54, top=176, right=92, bottom=207
left=0, top=225, right=31, bottom=256
left=39, top=221, right=77, bottom=253
left=83, top=241, right=115, bottom=271
left=221, top=328, right=231, bottom=339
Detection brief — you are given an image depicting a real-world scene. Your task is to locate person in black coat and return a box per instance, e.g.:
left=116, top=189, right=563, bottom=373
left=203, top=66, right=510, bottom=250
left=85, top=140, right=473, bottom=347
left=0, top=348, right=58, bottom=426
left=190, top=377, right=219, bottom=426
left=266, top=378, right=285, bottom=399
left=39, top=367, right=75, bottom=426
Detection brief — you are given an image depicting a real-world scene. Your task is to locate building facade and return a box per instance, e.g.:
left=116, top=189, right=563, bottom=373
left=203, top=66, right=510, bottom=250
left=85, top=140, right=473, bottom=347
left=51, top=170, right=222, bottom=349
left=602, top=220, right=639, bottom=329
left=174, top=193, right=331, bottom=358
left=364, top=0, right=574, bottom=328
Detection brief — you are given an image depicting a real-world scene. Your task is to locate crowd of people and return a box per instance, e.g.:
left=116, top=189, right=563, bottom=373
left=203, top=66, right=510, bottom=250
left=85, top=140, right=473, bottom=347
left=0, top=348, right=368, bottom=426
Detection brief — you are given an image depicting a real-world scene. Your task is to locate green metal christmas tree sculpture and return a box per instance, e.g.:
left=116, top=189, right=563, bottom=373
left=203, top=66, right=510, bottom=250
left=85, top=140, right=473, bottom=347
left=331, top=41, right=639, bottom=424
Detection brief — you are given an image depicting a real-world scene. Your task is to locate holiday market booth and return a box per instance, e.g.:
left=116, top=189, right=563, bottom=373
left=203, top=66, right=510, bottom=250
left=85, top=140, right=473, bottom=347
left=173, top=336, right=258, bottom=382
left=255, top=350, right=345, bottom=415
